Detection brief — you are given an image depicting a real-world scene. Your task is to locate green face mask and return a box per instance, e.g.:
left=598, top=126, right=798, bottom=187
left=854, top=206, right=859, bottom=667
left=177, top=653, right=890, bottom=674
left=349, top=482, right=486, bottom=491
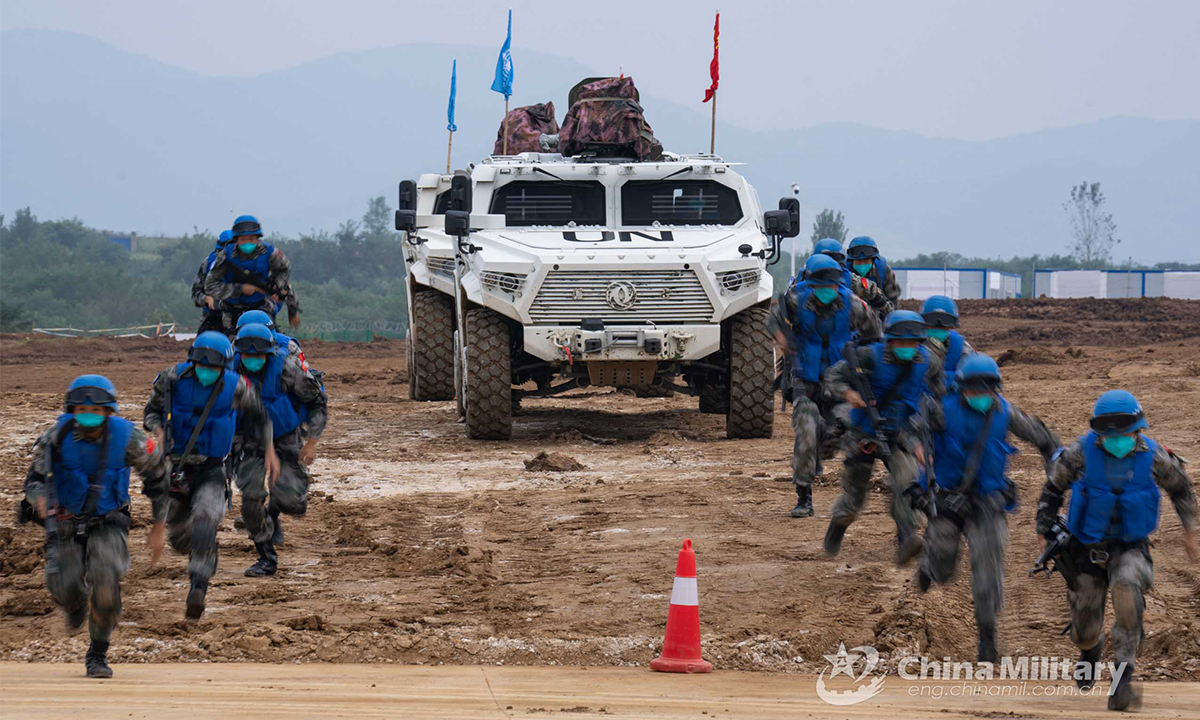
left=812, top=287, right=839, bottom=305
left=195, top=366, right=222, bottom=387
left=927, top=328, right=950, bottom=343
left=892, top=346, right=918, bottom=362
left=238, top=242, right=258, bottom=255
left=1102, top=435, right=1137, bottom=458
left=75, top=412, right=106, bottom=428
left=853, top=263, right=873, bottom=277
left=241, top=356, right=266, bottom=373
left=965, top=395, right=993, bottom=413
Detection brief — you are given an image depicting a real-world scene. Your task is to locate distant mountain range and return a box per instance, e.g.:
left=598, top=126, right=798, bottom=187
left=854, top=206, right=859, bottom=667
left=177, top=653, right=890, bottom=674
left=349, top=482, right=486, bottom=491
left=3, top=29, right=1198, bottom=262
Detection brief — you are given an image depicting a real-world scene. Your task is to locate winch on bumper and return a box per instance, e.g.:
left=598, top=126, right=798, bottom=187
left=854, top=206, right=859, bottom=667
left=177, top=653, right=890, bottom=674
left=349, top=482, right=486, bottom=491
left=524, top=324, right=720, bottom=363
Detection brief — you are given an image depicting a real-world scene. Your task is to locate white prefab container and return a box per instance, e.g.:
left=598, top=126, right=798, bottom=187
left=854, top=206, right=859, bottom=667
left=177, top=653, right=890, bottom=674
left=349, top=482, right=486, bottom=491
left=894, top=268, right=1021, bottom=300
left=1035, top=270, right=1106, bottom=298
left=1034, top=269, right=1197, bottom=299
left=1162, top=272, right=1200, bottom=299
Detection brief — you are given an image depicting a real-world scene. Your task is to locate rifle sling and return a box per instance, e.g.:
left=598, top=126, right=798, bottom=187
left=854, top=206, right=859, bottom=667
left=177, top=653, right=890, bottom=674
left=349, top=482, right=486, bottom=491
left=177, top=372, right=224, bottom=464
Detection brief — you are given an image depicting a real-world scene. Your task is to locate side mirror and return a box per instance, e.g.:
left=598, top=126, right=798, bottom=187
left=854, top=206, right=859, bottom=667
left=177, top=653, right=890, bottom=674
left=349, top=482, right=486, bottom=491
left=738, top=244, right=753, bottom=257
left=398, top=180, right=417, bottom=212
left=763, top=209, right=792, bottom=238
left=445, top=209, right=471, bottom=237
left=449, top=174, right=473, bottom=213
left=777, top=197, right=801, bottom=238
left=395, top=209, right=417, bottom=234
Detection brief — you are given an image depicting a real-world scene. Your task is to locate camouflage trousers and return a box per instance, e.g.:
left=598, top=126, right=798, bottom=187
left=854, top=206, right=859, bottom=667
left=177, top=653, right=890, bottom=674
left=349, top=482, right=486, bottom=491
left=829, top=436, right=919, bottom=543
left=789, top=380, right=845, bottom=490
left=165, top=462, right=228, bottom=582
left=235, top=431, right=310, bottom=544
left=1067, top=541, right=1153, bottom=665
left=920, top=495, right=1008, bottom=633
left=47, top=517, right=130, bottom=643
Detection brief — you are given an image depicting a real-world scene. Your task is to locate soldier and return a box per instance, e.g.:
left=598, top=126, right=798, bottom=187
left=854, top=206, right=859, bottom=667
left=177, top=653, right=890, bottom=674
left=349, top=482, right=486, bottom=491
left=236, top=309, right=302, bottom=358
left=770, top=254, right=880, bottom=518
left=19, top=376, right=167, bottom=678
left=909, top=355, right=1059, bottom=662
left=203, top=215, right=298, bottom=332
left=844, top=236, right=900, bottom=322
left=823, top=310, right=944, bottom=564
left=143, top=332, right=278, bottom=619
left=1036, top=390, right=1198, bottom=711
left=192, top=230, right=233, bottom=335
left=921, top=295, right=974, bottom=389
left=796, top=238, right=855, bottom=291
left=232, top=323, right=327, bottom=577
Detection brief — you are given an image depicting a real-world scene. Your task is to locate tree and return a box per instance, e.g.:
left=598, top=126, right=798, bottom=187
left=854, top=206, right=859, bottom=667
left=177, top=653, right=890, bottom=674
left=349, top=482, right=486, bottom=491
left=361, top=196, right=394, bottom=240
left=0, top=301, right=33, bottom=332
left=810, top=209, right=848, bottom=247
left=1063, top=181, right=1118, bottom=267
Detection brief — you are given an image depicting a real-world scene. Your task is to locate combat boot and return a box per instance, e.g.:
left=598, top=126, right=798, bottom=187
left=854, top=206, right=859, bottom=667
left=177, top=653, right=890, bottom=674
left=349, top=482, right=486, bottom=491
left=790, top=486, right=814, bottom=518
left=1075, top=634, right=1105, bottom=690
left=185, top=574, right=208, bottom=620
left=1108, top=662, right=1140, bottom=711
left=824, top=517, right=850, bottom=556
left=85, top=640, right=112, bottom=679
left=269, top=507, right=284, bottom=547
left=896, top=532, right=924, bottom=566
left=977, top=624, right=999, bottom=664
left=917, top=569, right=933, bottom=593
left=244, top=542, right=278, bottom=577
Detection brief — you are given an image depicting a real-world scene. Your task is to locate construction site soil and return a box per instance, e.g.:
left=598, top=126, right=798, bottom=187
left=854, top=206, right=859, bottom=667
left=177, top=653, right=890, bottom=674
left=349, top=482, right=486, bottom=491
left=2, top=298, right=1198, bottom=683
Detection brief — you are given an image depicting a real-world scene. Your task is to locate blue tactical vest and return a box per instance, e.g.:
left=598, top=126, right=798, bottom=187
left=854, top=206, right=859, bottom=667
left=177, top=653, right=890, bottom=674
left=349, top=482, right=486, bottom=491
left=237, top=350, right=302, bottom=438
left=943, top=330, right=966, bottom=377
left=934, top=394, right=1017, bottom=503
left=52, top=414, right=134, bottom=517
left=170, top=363, right=239, bottom=458
left=275, top=331, right=298, bottom=355
left=223, top=244, right=275, bottom=306
left=792, top=286, right=855, bottom=384
left=1066, top=432, right=1161, bottom=544
left=849, top=343, right=929, bottom=433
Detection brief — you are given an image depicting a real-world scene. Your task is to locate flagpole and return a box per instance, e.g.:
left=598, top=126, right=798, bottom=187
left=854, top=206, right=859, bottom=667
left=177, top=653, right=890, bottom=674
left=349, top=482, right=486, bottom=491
left=710, top=90, right=716, bottom=155
left=503, top=99, right=510, bottom=155
left=446, top=129, right=454, bottom=174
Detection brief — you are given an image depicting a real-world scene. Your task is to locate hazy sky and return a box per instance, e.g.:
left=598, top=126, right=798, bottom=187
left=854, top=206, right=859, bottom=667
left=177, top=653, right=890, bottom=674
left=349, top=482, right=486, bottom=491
left=3, top=0, right=1198, bottom=140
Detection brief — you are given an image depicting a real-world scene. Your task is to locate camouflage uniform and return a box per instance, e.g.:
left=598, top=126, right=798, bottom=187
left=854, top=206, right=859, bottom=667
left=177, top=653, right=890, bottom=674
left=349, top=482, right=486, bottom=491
left=824, top=346, right=945, bottom=562
left=23, top=422, right=165, bottom=645
left=143, top=368, right=273, bottom=587
left=923, top=333, right=975, bottom=370
left=1037, top=437, right=1196, bottom=672
left=848, top=266, right=901, bottom=323
left=203, top=246, right=294, bottom=332
left=766, top=292, right=881, bottom=498
left=190, top=259, right=225, bottom=335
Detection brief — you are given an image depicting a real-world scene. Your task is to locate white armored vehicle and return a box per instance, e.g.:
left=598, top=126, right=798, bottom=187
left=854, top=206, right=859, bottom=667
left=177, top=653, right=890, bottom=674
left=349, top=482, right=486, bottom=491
left=395, top=150, right=799, bottom=440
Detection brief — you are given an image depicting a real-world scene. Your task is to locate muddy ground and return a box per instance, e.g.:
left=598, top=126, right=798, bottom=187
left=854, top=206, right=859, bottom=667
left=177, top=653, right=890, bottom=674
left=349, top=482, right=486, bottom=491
left=1, top=298, right=1198, bottom=680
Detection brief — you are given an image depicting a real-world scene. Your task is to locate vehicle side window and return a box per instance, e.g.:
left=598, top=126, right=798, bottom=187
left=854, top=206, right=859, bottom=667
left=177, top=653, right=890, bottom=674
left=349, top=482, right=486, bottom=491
left=433, top=191, right=450, bottom=215
left=489, top=181, right=606, bottom=226
left=621, top=180, right=742, bottom=226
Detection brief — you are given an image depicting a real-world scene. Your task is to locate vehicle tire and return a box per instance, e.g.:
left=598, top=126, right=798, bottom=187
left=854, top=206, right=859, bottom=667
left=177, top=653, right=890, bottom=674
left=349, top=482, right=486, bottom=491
left=698, top=384, right=728, bottom=414
left=634, top=385, right=674, bottom=398
left=410, top=289, right=455, bottom=401
left=464, top=308, right=513, bottom=440
left=726, top=306, right=774, bottom=439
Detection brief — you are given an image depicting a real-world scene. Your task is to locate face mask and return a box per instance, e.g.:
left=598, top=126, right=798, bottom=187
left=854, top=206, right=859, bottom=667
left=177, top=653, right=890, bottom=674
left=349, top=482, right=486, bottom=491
left=238, top=242, right=258, bottom=255
left=927, top=328, right=950, bottom=344
left=853, top=263, right=873, bottom=277
left=195, top=366, right=221, bottom=387
left=812, top=287, right=839, bottom=305
left=75, top=412, right=106, bottom=428
left=966, top=395, right=993, bottom=413
left=1102, top=435, right=1137, bottom=459
left=892, top=346, right=918, bottom=362
left=241, top=356, right=266, bottom=373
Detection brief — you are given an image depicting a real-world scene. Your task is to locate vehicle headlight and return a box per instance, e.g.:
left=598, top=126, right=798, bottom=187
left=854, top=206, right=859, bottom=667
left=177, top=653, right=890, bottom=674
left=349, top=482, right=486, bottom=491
left=718, top=269, right=761, bottom=295
left=481, top=271, right=528, bottom=297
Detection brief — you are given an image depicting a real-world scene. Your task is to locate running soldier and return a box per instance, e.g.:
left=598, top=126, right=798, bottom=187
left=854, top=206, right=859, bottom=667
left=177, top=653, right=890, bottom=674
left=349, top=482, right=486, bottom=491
left=769, top=254, right=880, bottom=517
left=1036, top=390, right=1198, bottom=711
left=844, top=236, right=900, bottom=322
left=143, top=332, right=278, bottom=619
left=921, top=295, right=973, bottom=389
left=909, top=355, right=1059, bottom=662
left=19, top=376, right=167, bottom=678
left=204, top=215, right=299, bottom=332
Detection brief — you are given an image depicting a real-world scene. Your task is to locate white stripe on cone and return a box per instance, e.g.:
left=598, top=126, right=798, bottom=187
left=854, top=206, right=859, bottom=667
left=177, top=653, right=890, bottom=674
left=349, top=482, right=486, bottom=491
left=670, top=576, right=699, bottom=606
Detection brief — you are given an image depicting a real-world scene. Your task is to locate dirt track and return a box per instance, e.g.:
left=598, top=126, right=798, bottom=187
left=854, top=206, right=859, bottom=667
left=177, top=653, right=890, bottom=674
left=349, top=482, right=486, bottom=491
left=3, top=663, right=1200, bottom=719
left=1, top=299, right=1199, bottom=686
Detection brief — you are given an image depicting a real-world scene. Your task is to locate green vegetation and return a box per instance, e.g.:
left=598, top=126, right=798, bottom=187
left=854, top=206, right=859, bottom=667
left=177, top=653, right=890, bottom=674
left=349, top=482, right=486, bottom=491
left=810, top=209, right=848, bottom=247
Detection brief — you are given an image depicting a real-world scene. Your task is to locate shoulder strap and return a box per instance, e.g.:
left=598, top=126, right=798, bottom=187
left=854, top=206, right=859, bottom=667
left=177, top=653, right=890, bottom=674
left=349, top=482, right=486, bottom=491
left=958, top=404, right=1003, bottom=493
left=877, top=360, right=914, bottom=409
left=78, top=421, right=112, bottom=519
left=180, top=375, right=225, bottom=460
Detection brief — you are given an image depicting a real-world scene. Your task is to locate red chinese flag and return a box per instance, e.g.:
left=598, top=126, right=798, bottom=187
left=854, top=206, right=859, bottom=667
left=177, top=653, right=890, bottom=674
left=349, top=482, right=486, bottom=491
left=703, top=12, right=719, bottom=102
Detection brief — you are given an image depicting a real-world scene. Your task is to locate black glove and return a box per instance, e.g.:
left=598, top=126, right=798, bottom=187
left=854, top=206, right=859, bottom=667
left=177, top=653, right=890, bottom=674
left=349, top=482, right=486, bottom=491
left=904, top=481, right=930, bottom=513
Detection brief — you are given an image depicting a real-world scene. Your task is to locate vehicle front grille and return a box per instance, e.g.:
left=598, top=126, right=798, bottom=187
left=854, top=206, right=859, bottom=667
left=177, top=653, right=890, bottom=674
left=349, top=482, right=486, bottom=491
left=528, top=270, right=715, bottom=325
left=426, top=256, right=455, bottom=277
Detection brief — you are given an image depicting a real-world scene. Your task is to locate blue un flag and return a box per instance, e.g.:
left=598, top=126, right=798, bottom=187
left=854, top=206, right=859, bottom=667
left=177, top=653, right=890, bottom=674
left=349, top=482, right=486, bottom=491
left=490, top=9, right=513, bottom=99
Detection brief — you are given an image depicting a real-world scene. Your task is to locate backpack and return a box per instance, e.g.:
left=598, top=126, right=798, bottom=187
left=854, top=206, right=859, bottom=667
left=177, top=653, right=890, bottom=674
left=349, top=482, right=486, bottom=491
left=494, top=102, right=560, bottom=155
left=558, top=77, right=663, bottom=161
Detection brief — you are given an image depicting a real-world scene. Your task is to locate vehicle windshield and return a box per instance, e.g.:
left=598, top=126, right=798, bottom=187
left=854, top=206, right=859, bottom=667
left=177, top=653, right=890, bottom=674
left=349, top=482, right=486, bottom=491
left=621, top=180, right=742, bottom=226
left=489, top=181, right=606, bottom=226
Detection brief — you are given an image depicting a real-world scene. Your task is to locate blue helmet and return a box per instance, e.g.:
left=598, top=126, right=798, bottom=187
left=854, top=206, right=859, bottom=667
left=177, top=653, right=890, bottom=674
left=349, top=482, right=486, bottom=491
left=218, top=230, right=233, bottom=246
left=803, top=253, right=843, bottom=285
left=883, top=310, right=926, bottom=340
left=1090, top=390, right=1148, bottom=436
left=846, top=236, right=879, bottom=260
left=813, top=238, right=845, bottom=263
left=190, top=331, right=233, bottom=367
left=921, top=295, right=959, bottom=328
left=232, top=214, right=263, bottom=238
left=957, top=354, right=1001, bottom=389
left=234, top=323, right=276, bottom=355
left=65, top=374, right=118, bottom=411
left=236, top=309, right=277, bottom=331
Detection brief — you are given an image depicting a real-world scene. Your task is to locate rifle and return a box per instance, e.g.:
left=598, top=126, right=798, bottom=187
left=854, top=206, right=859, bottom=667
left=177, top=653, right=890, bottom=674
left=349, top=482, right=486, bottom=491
left=222, top=261, right=287, bottom=300
left=842, top=342, right=891, bottom=457
left=1029, top=516, right=1072, bottom=578
left=906, top=397, right=939, bottom=517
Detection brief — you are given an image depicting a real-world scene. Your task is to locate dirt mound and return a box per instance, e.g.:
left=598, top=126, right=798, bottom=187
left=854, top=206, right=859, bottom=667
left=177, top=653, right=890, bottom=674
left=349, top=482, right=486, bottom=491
left=524, top=451, right=586, bottom=472
left=995, top=346, right=1061, bottom=366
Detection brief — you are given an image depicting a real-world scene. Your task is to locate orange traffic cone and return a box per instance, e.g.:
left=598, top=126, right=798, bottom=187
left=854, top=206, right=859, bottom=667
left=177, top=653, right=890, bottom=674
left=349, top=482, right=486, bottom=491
left=650, top=538, right=713, bottom=673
